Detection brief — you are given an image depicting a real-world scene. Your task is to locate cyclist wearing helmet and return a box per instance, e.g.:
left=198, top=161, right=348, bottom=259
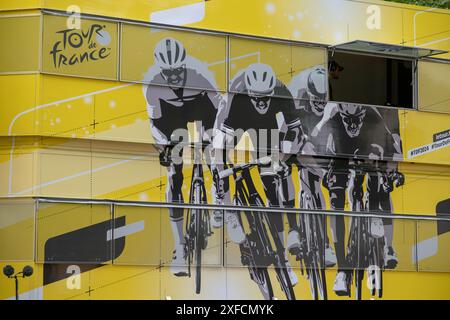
left=314, top=102, right=402, bottom=295
left=286, top=65, right=337, bottom=268
left=212, top=62, right=305, bottom=286
left=143, top=37, right=243, bottom=277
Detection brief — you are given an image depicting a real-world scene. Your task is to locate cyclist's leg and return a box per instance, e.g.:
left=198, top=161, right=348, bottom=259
left=279, top=163, right=301, bottom=251
left=152, top=109, right=189, bottom=275
left=327, top=161, right=350, bottom=294
left=278, top=163, right=297, bottom=229
left=201, top=104, right=245, bottom=242
left=311, top=170, right=337, bottom=267
left=166, top=161, right=189, bottom=275
left=348, top=169, right=365, bottom=212
left=167, top=162, right=185, bottom=242
left=328, top=170, right=349, bottom=271
left=259, top=171, right=284, bottom=236
left=368, top=172, right=397, bottom=267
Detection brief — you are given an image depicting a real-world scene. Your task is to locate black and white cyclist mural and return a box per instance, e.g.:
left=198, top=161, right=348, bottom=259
left=144, top=37, right=406, bottom=300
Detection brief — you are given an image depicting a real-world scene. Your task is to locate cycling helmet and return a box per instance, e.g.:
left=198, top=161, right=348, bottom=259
left=337, top=103, right=367, bottom=117
left=154, top=37, right=187, bottom=69
left=307, top=66, right=327, bottom=100
left=337, top=103, right=367, bottom=137
left=244, top=63, right=276, bottom=95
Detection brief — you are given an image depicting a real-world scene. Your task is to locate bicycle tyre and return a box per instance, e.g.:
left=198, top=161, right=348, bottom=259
left=194, top=182, right=203, bottom=295
left=355, top=269, right=364, bottom=300
left=305, top=213, right=322, bottom=300
left=274, top=264, right=296, bottom=300
left=316, top=267, right=327, bottom=300
left=194, top=209, right=202, bottom=294
left=312, top=214, right=327, bottom=300
left=307, top=268, right=319, bottom=300
left=251, top=267, right=274, bottom=300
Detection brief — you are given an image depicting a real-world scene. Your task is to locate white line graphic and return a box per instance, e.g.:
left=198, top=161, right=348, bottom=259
left=150, top=2, right=206, bottom=26
left=412, top=236, right=438, bottom=264
left=7, top=83, right=133, bottom=195
left=106, top=220, right=145, bottom=241
left=5, top=286, right=43, bottom=300
left=413, top=7, right=449, bottom=48
left=14, top=155, right=145, bottom=196
left=407, top=137, right=450, bottom=159
left=207, top=52, right=261, bottom=67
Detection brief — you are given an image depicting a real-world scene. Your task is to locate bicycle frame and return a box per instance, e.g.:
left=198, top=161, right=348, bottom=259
left=185, top=158, right=212, bottom=294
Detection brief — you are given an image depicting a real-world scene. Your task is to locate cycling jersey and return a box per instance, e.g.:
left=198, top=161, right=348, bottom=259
left=144, top=68, right=222, bottom=143
left=220, top=72, right=300, bottom=154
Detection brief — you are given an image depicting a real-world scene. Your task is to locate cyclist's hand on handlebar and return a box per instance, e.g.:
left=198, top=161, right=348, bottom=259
left=159, top=144, right=173, bottom=167
left=394, top=171, right=405, bottom=187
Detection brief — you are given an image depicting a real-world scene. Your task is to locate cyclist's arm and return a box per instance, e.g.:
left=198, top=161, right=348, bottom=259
left=150, top=121, right=169, bottom=150
left=195, top=72, right=225, bottom=111
left=311, top=103, right=338, bottom=138
left=143, top=85, right=168, bottom=151
left=211, top=95, right=243, bottom=171
left=279, top=89, right=306, bottom=155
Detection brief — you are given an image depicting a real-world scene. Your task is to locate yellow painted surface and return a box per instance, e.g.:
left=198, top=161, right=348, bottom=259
left=419, top=60, right=450, bottom=114
left=0, top=0, right=449, bottom=300
left=0, top=16, right=40, bottom=73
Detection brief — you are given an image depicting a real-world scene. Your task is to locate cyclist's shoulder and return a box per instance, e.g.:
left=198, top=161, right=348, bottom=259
left=229, top=71, right=246, bottom=92
left=184, top=57, right=219, bottom=90
left=272, top=82, right=296, bottom=110
left=288, top=66, right=319, bottom=91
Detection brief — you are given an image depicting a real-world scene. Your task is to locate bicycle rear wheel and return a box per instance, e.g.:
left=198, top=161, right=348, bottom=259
left=195, top=208, right=202, bottom=294
left=190, top=177, right=205, bottom=295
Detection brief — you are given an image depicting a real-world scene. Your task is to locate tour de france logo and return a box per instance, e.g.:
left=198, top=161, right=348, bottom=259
left=49, top=24, right=112, bottom=68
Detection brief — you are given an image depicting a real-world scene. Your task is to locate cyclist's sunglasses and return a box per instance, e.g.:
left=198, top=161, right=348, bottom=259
left=161, top=65, right=186, bottom=78
left=342, top=114, right=364, bottom=125
left=250, top=96, right=272, bottom=104
left=311, top=99, right=326, bottom=109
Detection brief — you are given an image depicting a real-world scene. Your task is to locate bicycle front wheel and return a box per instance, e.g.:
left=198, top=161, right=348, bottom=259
left=194, top=208, right=201, bottom=294
left=274, top=266, right=296, bottom=300
left=250, top=267, right=274, bottom=300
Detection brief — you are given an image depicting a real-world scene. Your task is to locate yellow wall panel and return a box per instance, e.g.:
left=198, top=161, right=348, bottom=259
left=402, top=110, right=450, bottom=165
left=0, top=199, right=35, bottom=261
left=0, top=152, right=35, bottom=197
left=419, top=60, right=450, bottom=114
left=0, top=15, right=40, bottom=73
left=121, top=23, right=227, bottom=91
left=0, top=74, right=38, bottom=136
left=37, top=152, right=91, bottom=198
